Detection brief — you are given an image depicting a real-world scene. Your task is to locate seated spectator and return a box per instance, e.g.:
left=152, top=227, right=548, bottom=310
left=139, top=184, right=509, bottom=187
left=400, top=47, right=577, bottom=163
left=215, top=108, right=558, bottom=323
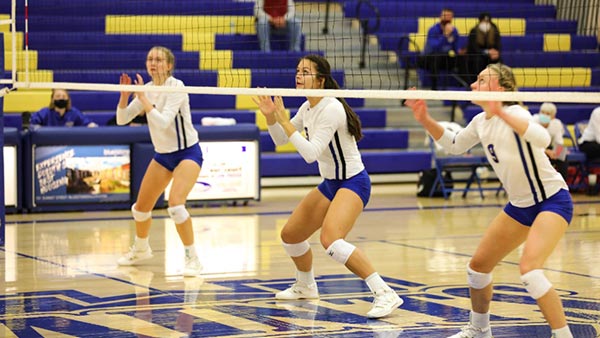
left=533, top=102, right=567, bottom=179
left=419, top=8, right=460, bottom=90
left=254, top=0, right=302, bottom=52
left=460, top=12, right=501, bottom=84
left=578, top=106, right=600, bottom=161
left=30, top=89, right=97, bottom=128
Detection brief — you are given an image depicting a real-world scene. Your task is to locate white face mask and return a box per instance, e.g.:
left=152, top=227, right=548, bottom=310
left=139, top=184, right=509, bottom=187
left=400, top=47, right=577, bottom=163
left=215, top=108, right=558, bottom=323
left=478, top=22, right=491, bottom=33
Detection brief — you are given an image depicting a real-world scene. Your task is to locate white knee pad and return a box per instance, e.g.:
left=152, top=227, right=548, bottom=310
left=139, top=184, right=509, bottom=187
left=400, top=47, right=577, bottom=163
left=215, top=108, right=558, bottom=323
left=131, top=204, right=151, bottom=222
left=326, top=239, right=356, bottom=265
left=167, top=205, right=190, bottom=224
left=521, top=269, right=552, bottom=299
left=282, top=240, right=310, bottom=257
left=467, top=264, right=493, bottom=289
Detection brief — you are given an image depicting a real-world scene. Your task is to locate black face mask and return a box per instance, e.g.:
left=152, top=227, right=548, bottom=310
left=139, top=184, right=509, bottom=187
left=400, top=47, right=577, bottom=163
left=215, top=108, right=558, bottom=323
left=53, top=99, right=69, bottom=109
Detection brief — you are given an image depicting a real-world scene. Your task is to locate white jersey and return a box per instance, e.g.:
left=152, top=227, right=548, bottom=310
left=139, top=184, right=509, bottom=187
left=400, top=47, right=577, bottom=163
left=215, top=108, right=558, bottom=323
left=267, top=97, right=365, bottom=180
left=116, top=76, right=199, bottom=154
left=437, top=105, right=567, bottom=207
left=579, top=106, right=600, bottom=144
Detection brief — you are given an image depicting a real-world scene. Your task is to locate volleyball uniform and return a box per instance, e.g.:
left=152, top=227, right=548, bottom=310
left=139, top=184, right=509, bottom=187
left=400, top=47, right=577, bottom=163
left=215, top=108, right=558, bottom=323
left=116, top=76, right=199, bottom=154
left=436, top=104, right=568, bottom=208
left=267, top=97, right=365, bottom=180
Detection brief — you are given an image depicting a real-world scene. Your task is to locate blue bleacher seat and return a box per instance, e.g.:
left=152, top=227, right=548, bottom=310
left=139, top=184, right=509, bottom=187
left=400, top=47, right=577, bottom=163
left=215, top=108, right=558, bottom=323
left=37, top=51, right=199, bottom=70
left=29, top=33, right=183, bottom=51
left=1, top=0, right=254, bottom=16
left=344, top=1, right=555, bottom=19
left=52, top=69, right=218, bottom=87
left=359, top=129, right=409, bottom=149
left=4, top=114, right=23, bottom=130
left=216, top=34, right=306, bottom=52
left=232, top=51, right=321, bottom=69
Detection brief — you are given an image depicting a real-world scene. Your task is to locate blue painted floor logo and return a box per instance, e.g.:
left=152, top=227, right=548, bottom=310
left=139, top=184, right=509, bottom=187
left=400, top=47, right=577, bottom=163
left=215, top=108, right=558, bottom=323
left=1, top=274, right=599, bottom=337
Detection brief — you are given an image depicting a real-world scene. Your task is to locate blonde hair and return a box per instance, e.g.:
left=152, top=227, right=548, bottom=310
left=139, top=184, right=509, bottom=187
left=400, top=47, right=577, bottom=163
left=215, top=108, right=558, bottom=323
left=148, top=46, right=175, bottom=76
left=486, top=63, right=517, bottom=92
left=539, top=102, right=557, bottom=117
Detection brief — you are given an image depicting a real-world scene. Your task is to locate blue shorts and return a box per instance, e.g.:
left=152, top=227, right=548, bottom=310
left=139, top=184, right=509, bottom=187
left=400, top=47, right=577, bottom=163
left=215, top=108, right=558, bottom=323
left=504, top=189, right=573, bottom=226
left=154, top=143, right=203, bottom=172
left=317, top=169, right=371, bottom=207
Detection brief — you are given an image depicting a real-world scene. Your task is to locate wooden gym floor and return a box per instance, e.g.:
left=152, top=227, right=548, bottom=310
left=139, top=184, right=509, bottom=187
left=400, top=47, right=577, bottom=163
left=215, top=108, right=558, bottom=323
left=2, top=184, right=599, bottom=337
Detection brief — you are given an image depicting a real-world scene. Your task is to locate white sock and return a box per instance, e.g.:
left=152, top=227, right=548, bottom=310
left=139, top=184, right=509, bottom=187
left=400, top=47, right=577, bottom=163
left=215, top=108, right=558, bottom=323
left=552, top=326, right=573, bottom=338
left=471, top=311, right=490, bottom=329
left=134, top=236, right=149, bottom=250
left=296, top=269, right=315, bottom=285
left=365, top=272, right=389, bottom=293
left=184, top=244, right=197, bottom=259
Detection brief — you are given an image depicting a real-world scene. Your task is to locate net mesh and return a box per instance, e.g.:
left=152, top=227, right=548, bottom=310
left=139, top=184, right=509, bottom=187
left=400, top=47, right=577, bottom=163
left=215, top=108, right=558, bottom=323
left=0, top=0, right=599, bottom=108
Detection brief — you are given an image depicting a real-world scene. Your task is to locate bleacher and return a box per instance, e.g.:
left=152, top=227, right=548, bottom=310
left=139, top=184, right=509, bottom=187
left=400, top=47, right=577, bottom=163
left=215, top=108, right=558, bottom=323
left=2, top=0, right=598, bottom=183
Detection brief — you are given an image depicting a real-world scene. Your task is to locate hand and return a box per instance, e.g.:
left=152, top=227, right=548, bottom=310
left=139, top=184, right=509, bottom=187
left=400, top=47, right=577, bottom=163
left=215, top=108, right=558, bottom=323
left=487, top=100, right=504, bottom=117
left=273, top=16, right=286, bottom=29
left=443, top=23, right=454, bottom=36
left=272, top=96, right=288, bottom=124
left=545, top=148, right=557, bottom=159
left=119, top=73, right=133, bottom=97
left=252, top=95, right=277, bottom=117
left=133, top=73, right=146, bottom=100
left=488, top=48, right=500, bottom=61
left=404, top=88, right=429, bottom=123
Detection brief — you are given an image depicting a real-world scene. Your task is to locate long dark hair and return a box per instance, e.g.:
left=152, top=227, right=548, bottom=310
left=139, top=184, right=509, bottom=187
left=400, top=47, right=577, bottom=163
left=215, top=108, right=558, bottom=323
left=302, top=54, right=363, bottom=141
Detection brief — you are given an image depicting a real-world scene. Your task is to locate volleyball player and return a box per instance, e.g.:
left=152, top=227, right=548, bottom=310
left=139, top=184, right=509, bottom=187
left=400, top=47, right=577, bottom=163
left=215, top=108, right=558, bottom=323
left=253, top=54, right=403, bottom=318
left=116, top=46, right=203, bottom=277
left=406, top=63, right=574, bottom=338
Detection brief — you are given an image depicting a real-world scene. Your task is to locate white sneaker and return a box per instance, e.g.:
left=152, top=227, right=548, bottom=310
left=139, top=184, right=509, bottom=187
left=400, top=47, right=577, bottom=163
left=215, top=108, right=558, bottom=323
left=366, top=289, right=404, bottom=319
left=447, top=324, right=492, bottom=338
left=275, top=282, right=319, bottom=300
left=117, top=246, right=153, bottom=266
left=183, top=256, right=203, bottom=277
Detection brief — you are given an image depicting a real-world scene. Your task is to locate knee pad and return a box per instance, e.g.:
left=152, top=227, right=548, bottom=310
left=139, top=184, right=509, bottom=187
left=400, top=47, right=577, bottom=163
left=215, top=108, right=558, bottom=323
left=326, top=239, right=356, bottom=265
left=521, top=269, right=552, bottom=299
left=167, top=205, right=190, bottom=224
left=131, top=204, right=151, bottom=222
left=467, top=264, right=493, bottom=289
left=282, top=240, right=310, bottom=257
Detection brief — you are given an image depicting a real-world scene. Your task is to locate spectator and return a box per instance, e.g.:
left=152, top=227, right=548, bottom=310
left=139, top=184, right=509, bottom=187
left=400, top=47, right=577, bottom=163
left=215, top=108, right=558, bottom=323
left=419, top=8, right=460, bottom=90
left=254, top=0, right=302, bottom=52
left=533, top=102, right=568, bottom=180
left=578, top=106, right=600, bottom=161
left=460, top=12, right=501, bottom=84
left=30, top=89, right=98, bottom=128
left=578, top=106, right=600, bottom=194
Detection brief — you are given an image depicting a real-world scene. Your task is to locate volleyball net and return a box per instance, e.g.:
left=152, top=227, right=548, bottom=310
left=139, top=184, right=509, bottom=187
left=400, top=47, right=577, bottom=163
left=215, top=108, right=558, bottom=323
left=0, top=0, right=598, bottom=104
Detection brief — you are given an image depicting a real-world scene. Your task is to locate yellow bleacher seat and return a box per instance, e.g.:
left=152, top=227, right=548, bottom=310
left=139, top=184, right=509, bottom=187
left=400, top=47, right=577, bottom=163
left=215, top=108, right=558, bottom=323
left=544, top=34, right=571, bottom=52
left=106, top=15, right=255, bottom=34
left=236, top=95, right=258, bottom=110
left=218, top=69, right=250, bottom=88
left=17, top=70, right=54, bottom=83
left=200, top=50, right=232, bottom=70
left=255, top=108, right=290, bottom=131
left=4, top=50, right=38, bottom=71
left=3, top=90, right=51, bottom=113
left=512, top=67, right=590, bottom=87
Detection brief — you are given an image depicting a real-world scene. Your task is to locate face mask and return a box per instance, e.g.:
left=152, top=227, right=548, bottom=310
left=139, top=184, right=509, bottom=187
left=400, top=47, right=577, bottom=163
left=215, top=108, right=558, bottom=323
left=539, top=114, right=551, bottom=124
left=53, top=99, right=69, bottom=109
left=478, top=22, right=491, bottom=33
left=441, top=19, right=451, bottom=26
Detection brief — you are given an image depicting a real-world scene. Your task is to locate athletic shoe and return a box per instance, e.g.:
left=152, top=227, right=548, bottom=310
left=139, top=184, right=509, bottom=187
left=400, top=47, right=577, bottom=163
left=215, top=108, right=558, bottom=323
left=275, top=282, right=319, bottom=300
left=447, top=324, right=492, bottom=338
left=117, top=246, right=153, bottom=266
left=366, top=289, right=404, bottom=319
left=183, top=256, right=203, bottom=277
